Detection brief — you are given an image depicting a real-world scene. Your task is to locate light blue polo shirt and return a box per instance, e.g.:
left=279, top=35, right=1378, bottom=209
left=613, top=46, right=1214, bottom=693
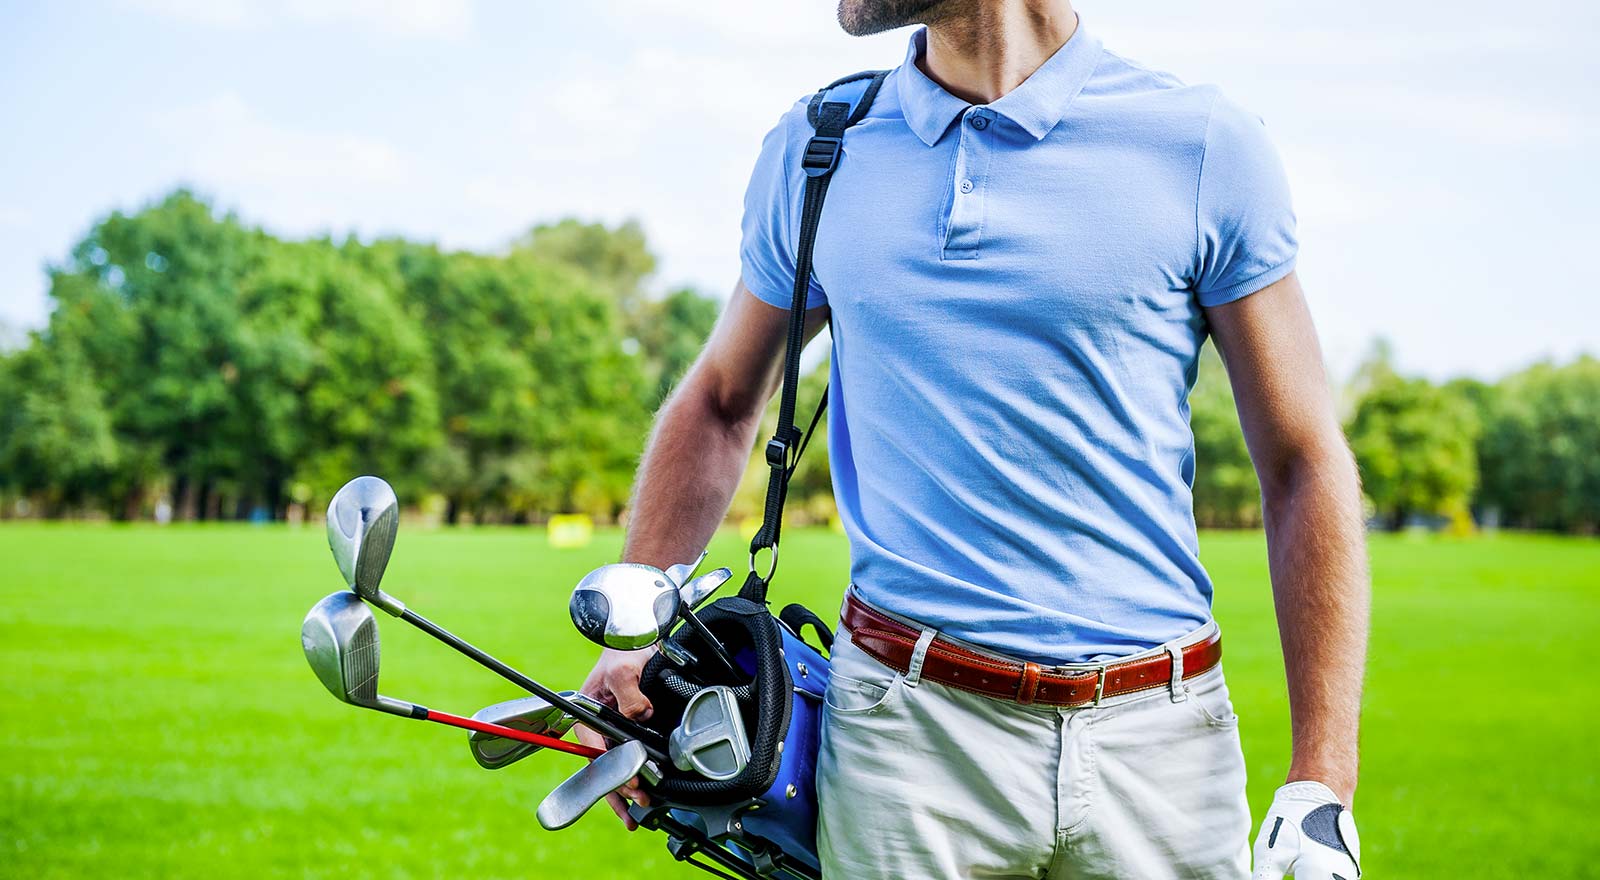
left=740, top=22, right=1297, bottom=664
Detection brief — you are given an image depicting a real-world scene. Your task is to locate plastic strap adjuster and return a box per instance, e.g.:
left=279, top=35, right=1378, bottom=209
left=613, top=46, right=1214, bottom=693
left=801, top=136, right=843, bottom=177
left=765, top=437, right=789, bottom=468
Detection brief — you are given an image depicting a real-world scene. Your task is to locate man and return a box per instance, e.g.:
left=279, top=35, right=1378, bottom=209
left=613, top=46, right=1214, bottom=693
left=579, top=1, right=1369, bottom=877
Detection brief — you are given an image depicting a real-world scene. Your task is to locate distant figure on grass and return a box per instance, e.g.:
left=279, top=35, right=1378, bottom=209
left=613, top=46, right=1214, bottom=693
left=580, top=1, right=1370, bottom=877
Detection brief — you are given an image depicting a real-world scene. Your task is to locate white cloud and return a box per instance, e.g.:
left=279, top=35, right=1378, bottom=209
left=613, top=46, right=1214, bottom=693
left=124, top=0, right=474, bottom=39
left=158, top=94, right=412, bottom=188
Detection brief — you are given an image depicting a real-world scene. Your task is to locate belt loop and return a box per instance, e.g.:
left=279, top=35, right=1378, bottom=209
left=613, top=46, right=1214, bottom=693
left=1166, top=642, right=1186, bottom=703
left=904, top=629, right=936, bottom=687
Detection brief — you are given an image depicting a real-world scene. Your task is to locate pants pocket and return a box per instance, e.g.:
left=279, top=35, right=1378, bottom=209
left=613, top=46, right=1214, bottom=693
left=822, top=631, right=906, bottom=716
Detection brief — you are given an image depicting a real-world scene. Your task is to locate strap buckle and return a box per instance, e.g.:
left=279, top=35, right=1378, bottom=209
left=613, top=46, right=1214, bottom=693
left=1091, top=666, right=1108, bottom=707
left=801, top=136, right=843, bottom=177
left=765, top=437, right=789, bottom=469
left=765, top=426, right=801, bottom=470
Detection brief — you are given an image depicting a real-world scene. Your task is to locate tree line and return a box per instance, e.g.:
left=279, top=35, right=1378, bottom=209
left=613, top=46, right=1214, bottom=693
left=1, top=190, right=1595, bottom=533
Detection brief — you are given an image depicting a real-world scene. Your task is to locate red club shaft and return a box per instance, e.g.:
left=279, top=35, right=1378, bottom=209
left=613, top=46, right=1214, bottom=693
left=423, top=709, right=605, bottom=759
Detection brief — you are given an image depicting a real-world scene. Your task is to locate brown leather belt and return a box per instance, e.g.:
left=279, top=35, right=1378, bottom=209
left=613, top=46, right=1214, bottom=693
left=841, top=591, right=1222, bottom=708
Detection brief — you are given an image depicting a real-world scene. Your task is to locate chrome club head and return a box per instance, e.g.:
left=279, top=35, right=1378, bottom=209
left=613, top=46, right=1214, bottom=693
left=467, top=692, right=605, bottom=770
left=663, top=551, right=709, bottom=590
left=301, top=591, right=409, bottom=716
left=537, top=740, right=659, bottom=831
left=669, top=685, right=750, bottom=782
left=569, top=563, right=682, bottom=651
left=326, top=476, right=405, bottom=616
left=679, top=567, right=733, bottom=611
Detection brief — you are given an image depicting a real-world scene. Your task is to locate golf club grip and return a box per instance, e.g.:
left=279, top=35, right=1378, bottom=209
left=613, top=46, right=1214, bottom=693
left=397, top=607, right=669, bottom=760
left=424, top=710, right=604, bottom=760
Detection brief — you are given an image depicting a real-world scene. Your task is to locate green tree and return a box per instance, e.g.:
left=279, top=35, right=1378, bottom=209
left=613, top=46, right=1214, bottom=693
left=373, top=243, right=650, bottom=521
left=511, top=219, right=655, bottom=311
left=45, top=191, right=269, bottom=518
left=1189, top=341, right=1261, bottom=528
left=632, top=286, right=720, bottom=404
left=1347, top=371, right=1479, bottom=529
left=0, top=337, right=119, bottom=513
left=1477, top=357, right=1600, bottom=533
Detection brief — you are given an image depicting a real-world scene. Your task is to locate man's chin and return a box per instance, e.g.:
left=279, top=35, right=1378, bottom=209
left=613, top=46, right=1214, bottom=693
left=836, top=0, right=947, bottom=36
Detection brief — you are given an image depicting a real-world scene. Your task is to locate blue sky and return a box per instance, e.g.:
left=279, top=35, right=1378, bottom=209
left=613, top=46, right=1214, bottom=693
left=1, top=0, right=1595, bottom=380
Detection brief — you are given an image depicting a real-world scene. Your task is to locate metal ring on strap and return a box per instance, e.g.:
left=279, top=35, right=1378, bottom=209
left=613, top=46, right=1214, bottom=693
left=748, top=544, right=778, bottom=583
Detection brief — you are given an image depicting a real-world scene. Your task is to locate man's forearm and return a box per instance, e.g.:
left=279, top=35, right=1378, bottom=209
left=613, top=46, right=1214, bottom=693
left=1261, top=446, right=1370, bottom=805
left=621, top=375, right=764, bottom=570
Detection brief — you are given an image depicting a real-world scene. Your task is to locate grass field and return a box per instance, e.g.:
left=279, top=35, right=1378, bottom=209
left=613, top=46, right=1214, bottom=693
left=2, top=524, right=1597, bottom=878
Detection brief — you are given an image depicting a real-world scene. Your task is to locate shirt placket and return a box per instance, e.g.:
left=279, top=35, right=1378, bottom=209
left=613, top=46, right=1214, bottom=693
left=942, top=107, right=996, bottom=261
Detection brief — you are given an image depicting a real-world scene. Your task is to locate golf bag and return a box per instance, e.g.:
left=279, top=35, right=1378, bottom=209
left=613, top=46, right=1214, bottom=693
left=632, top=69, right=890, bottom=879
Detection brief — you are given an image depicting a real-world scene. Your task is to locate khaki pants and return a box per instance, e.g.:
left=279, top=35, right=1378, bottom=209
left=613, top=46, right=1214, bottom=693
left=817, top=614, right=1251, bottom=879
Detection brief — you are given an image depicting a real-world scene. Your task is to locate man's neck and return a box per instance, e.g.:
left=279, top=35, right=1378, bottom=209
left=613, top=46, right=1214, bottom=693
left=919, top=0, right=1077, bottom=105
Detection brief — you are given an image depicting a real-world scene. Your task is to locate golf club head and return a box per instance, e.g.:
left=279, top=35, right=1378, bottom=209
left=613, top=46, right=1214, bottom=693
left=663, top=550, right=709, bottom=589
left=326, top=476, right=404, bottom=615
left=679, top=567, right=733, bottom=611
left=467, top=691, right=603, bottom=770
left=537, top=740, right=656, bottom=831
left=569, top=563, right=682, bottom=651
left=301, top=591, right=408, bottom=716
left=659, top=637, right=701, bottom=669
left=668, top=685, right=750, bottom=782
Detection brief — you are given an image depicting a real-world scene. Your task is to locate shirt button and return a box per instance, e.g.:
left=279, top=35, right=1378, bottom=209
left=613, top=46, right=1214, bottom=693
left=959, top=179, right=974, bottom=193
left=970, top=115, right=989, bottom=130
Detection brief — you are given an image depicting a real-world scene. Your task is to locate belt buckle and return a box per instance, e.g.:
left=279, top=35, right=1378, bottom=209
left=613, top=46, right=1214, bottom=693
left=1091, top=665, right=1107, bottom=707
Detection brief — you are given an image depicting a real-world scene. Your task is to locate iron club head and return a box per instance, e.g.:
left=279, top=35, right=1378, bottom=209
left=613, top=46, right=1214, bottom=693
left=326, top=476, right=405, bottom=616
left=679, top=567, right=733, bottom=611
left=467, top=692, right=605, bottom=770
left=300, top=591, right=411, bottom=716
left=663, top=550, right=709, bottom=590
left=537, top=739, right=659, bottom=831
left=569, top=563, right=682, bottom=651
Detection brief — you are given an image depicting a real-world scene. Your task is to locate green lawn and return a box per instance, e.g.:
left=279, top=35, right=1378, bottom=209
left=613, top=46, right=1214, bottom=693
left=2, top=524, right=1596, bottom=878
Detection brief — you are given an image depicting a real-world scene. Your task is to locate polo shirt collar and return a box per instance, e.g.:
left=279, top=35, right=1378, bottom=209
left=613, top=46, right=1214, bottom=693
left=894, top=19, right=1104, bottom=146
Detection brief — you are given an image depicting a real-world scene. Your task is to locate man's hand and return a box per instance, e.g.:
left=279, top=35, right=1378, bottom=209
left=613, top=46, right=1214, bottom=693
left=574, top=646, right=657, bottom=829
left=1252, top=781, right=1361, bottom=879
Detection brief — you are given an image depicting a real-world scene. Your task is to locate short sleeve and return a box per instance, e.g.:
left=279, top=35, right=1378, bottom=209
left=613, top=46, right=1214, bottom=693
left=740, top=101, right=828, bottom=310
left=1194, top=94, right=1298, bottom=307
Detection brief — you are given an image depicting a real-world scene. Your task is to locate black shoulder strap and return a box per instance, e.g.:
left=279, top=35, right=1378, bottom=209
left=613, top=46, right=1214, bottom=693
left=741, top=69, right=889, bottom=604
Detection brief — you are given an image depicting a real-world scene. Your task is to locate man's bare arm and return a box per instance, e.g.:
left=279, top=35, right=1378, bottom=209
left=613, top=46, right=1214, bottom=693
left=620, top=284, right=827, bottom=571
left=1205, top=271, right=1369, bottom=805
left=577, top=280, right=829, bottom=826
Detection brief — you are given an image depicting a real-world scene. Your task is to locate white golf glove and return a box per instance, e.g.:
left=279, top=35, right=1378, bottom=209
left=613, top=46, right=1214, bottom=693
left=1252, top=781, right=1361, bottom=879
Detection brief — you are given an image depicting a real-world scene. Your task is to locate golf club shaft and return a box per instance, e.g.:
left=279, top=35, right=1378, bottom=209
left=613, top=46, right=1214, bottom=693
left=681, top=609, right=741, bottom=678
left=422, top=709, right=604, bottom=759
left=397, top=606, right=669, bottom=761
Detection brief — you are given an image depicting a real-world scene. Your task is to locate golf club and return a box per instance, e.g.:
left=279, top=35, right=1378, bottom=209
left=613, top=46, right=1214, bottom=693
left=467, top=691, right=607, bottom=770
left=326, top=476, right=668, bottom=760
left=669, top=685, right=751, bottom=782
left=663, top=550, right=709, bottom=594
left=301, top=591, right=603, bottom=760
left=570, top=563, right=740, bottom=678
left=537, top=739, right=661, bottom=831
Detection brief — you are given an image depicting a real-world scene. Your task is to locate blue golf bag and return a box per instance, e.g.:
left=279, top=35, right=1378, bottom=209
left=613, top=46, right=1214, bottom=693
left=629, top=69, right=890, bottom=880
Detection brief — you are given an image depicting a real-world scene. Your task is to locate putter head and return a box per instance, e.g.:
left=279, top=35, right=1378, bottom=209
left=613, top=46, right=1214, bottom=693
left=679, top=567, right=733, bottom=611
left=467, top=692, right=603, bottom=770
left=326, top=476, right=404, bottom=615
left=569, top=563, right=682, bottom=651
left=663, top=550, right=709, bottom=590
left=668, top=685, right=751, bottom=782
left=537, top=740, right=657, bottom=831
left=301, top=591, right=408, bottom=716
